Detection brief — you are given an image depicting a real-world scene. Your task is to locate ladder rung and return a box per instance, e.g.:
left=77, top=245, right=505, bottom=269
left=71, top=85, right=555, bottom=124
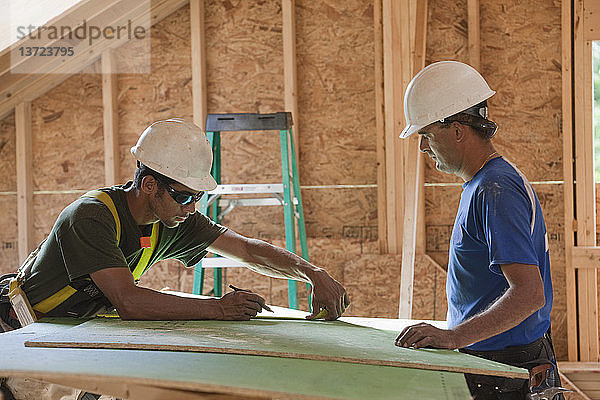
left=208, top=184, right=283, bottom=194
left=199, top=257, right=246, bottom=268
left=218, top=198, right=298, bottom=207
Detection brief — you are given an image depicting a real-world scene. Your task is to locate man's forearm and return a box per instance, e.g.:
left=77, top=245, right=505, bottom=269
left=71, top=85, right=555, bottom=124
left=451, top=285, right=544, bottom=348
left=227, top=238, right=323, bottom=283
left=115, top=287, right=221, bottom=320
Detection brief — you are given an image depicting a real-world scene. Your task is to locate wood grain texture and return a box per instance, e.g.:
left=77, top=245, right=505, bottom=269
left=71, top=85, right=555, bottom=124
left=26, top=318, right=527, bottom=379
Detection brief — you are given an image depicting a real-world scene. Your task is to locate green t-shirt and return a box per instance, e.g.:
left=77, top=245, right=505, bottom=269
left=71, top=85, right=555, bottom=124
left=20, top=181, right=227, bottom=317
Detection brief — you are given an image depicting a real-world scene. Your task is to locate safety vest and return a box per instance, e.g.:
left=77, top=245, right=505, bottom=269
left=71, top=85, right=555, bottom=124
left=16, top=190, right=160, bottom=314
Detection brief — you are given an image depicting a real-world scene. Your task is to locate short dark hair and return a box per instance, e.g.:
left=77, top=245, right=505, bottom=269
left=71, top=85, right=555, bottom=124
left=133, top=161, right=178, bottom=190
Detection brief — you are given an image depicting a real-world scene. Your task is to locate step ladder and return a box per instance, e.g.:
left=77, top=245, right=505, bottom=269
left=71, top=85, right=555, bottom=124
left=192, top=112, right=309, bottom=310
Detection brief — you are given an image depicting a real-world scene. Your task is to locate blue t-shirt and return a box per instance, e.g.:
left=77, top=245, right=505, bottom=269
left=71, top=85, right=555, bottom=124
left=446, top=156, right=553, bottom=351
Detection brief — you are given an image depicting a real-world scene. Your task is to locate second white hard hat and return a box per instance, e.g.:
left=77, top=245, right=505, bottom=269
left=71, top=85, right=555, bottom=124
left=399, top=61, right=496, bottom=138
left=131, top=119, right=217, bottom=191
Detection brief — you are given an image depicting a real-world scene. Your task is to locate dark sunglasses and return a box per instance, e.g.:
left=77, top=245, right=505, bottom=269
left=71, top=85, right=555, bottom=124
left=155, top=176, right=203, bottom=205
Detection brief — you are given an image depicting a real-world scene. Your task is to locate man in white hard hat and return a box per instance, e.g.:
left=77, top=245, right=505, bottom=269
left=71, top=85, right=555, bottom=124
left=0, top=119, right=349, bottom=332
left=394, top=62, right=564, bottom=399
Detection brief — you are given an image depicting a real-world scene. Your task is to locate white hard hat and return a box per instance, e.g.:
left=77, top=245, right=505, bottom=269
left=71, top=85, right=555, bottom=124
left=131, top=119, right=217, bottom=191
left=399, top=61, right=496, bottom=138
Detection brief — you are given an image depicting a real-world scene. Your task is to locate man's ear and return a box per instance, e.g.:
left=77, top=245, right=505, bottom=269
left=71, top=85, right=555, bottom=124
left=453, top=121, right=467, bottom=143
left=141, top=175, right=158, bottom=196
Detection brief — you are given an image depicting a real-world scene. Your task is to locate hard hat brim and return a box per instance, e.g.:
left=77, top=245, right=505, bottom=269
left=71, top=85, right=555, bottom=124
left=180, top=174, right=218, bottom=192
left=399, top=124, right=420, bottom=139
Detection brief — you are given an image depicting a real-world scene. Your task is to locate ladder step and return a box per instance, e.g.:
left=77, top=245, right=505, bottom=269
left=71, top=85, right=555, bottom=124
left=208, top=184, right=284, bottom=194
left=199, top=257, right=246, bottom=268
left=217, top=198, right=298, bottom=207
left=206, top=112, right=292, bottom=132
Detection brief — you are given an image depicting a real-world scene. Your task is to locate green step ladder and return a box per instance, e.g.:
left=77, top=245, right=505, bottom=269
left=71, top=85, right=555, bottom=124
left=193, top=112, right=310, bottom=310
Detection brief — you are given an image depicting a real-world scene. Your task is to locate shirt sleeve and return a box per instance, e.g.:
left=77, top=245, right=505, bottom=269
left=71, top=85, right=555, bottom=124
left=478, top=176, right=540, bottom=274
left=56, top=207, right=128, bottom=280
left=167, top=212, right=228, bottom=267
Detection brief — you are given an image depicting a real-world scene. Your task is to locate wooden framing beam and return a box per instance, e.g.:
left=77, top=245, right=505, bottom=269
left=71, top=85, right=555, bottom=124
left=0, top=0, right=188, bottom=121
left=413, top=0, right=427, bottom=256
left=15, top=102, right=34, bottom=264
left=573, top=0, right=599, bottom=362
left=190, top=0, right=208, bottom=129
left=572, top=247, right=600, bottom=268
left=375, top=0, right=388, bottom=253
left=282, top=0, right=300, bottom=163
left=101, top=49, right=120, bottom=186
left=562, top=0, right=578, bottom=361
left=399, top=0, right=427, bottom=318
left=467, top=0, right=480, bottom=70
left=382, top=0, right=410, bottom=255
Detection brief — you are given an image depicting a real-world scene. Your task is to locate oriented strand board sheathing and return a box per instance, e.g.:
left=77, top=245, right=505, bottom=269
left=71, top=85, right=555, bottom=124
left=0, top=114, right=16, bottom=192
left=294, top=0, right=377, bottom=234
left=0, top=198, right=18, bottom=275
left=139, top=259, right=187, bottom=292
left=344, top=254, right=402, bottom=318
left=204, top=1, right=284, bottom=189
left=302, top=188, right=378, bottom=238
left=117, top=6, right=194, bottom=184
left=31, top=65, right=104, bottom=192
left=481, top=1, right=562, bottom=182
left=0, top=114, right=18, bottom=274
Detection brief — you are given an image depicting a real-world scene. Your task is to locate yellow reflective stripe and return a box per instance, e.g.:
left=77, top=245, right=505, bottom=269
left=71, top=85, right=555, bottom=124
left=132, top=222, right=160, bottom=280
left=9, top=278, right=18, bottom=293
left=82, top=190, right=121, bottom=244
left=32, top=285, right=78, bottom=313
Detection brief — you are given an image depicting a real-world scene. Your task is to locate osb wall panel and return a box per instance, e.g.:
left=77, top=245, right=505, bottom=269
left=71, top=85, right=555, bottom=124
left=117, top=6, right=194, bottom=183
left=31, top=65, right=104, bottom=192
left=205, top=0, right=284, bottom=191
left=481, top=1, right=562, bottom=182
left=0, top=114, right=17, bottom=275
left=295, top=0, right=377, bottom=236
left=424, top=0, right=562, bottom=184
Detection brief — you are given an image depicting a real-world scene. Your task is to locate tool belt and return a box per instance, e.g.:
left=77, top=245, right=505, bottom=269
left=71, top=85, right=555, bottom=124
left=3, top=190, right=160, bottom=327
left=460, top=330, right=564, bottom=399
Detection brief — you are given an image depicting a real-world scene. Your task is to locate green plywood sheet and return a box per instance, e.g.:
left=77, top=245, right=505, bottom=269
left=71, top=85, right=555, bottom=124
left=1, top=319, right=472, bottom=399
left=26, top=318, right=527, bottom=379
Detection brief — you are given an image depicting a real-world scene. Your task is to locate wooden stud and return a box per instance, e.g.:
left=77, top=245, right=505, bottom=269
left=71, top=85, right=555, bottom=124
left=101, top=49, right=119, bottom=186
left=374, top=0, right=388, bottom=253
left=382, top=0, right=400, bottom=254
left=15, top=102, right=34, bottom=264
left=562, top=0, right=578, bottom=361
left=282, top=0, right=300, bottom=165
left=190, top=0, right=208, bottom=129
left=573, top=0, right=599, bottom=361
left=412, top=0, right=427, bottom=256
left=399, top=0, right=427, bottom=318
left=467, top=0, right=480, bottom=70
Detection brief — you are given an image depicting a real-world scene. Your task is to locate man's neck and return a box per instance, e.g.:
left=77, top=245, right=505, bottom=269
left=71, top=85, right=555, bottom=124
left=458, top=145, right=499, bottom=182
left=124, top=187, right=157, bottom=226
